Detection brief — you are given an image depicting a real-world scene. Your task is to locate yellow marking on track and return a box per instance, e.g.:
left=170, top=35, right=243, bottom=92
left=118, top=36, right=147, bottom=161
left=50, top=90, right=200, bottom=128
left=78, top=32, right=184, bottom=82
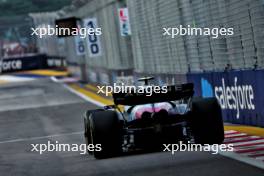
left=18, top=69, right=69, bottom=76
left=224, top=125, right=264, bottom=137
left=69, top=84, right=114, bottom=105
left=69, top=84, right=123, bottom=111
left=0, top=80, right=7, bottom=84
left=85, top=84, right=100, bottom=92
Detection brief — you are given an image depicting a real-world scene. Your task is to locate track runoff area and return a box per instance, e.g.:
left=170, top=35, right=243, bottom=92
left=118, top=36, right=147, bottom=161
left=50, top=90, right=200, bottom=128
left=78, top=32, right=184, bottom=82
left=58, top=77, right=264, bottom=170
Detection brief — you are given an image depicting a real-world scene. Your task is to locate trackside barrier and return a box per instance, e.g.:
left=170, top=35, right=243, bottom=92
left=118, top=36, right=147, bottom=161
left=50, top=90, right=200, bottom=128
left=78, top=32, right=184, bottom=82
left=0, top=54, right=66, bottom=74
left=187, top=70, right=264, bottom=127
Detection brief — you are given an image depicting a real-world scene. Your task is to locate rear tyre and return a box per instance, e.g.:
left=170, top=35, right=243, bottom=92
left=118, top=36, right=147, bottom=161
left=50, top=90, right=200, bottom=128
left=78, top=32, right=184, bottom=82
left=190, top=97, right=224, bottom=144
left=89, top=110, right=122, bottom=159
left=84, top=109, right=103, bottom=154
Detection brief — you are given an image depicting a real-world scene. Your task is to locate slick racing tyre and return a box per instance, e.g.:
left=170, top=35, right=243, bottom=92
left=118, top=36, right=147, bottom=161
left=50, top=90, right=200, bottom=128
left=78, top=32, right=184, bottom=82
left=89, top=110, right=122, bottom=159
left=190, top=97, right=224, bottom=145
left=84, top=109, right=103, bottom=154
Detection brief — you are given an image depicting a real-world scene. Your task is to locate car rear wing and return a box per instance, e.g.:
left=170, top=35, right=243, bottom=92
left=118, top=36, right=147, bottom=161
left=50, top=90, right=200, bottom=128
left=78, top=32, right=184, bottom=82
left=112, top=83, right=194, bottom=106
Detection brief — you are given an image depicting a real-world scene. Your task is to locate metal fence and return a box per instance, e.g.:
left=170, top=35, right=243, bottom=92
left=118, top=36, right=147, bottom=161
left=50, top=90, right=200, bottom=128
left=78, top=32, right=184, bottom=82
left=128, top=0, right=264, bottom=73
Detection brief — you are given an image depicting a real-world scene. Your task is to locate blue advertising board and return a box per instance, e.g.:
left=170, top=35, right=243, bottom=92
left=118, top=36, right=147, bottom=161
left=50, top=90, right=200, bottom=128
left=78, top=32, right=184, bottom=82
left=187, top=70, right=264, bottom=127
left=0, top=54, right=66, bottom=73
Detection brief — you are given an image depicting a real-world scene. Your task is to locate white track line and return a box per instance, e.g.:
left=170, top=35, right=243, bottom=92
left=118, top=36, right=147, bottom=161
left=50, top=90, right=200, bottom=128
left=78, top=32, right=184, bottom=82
left=0, top=131, right=83, bottom=144
left=224, top=136, right=263, bottom=143
left=232, top=139, right=264, bottom=147
left=219, top=150, right=264, bottom=169
left=51, top=76, right=105, bottom=107
left=51, top=76, right=106, bottom=107
left=224, top=130, right=238, bottom=134
left=63, top=84, right=105, bottom=107
left=0, top=75, right=35, bottom=82
left=225, top=133, right=247, bottom=138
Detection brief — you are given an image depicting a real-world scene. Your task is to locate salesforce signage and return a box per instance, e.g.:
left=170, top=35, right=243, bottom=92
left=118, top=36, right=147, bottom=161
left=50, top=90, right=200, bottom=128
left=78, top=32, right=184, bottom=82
left=0, top=59, right=22, bottom=73
left=0, top=54, right=66, bottom=74
left=187, top=70, right=264, bottom=127
left=201, top=77, right=255, bottom=119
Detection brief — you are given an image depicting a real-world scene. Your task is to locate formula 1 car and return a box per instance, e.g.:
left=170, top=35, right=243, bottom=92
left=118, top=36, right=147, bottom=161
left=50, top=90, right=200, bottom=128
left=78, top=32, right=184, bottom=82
left=83, top=77, right=224, bottom=159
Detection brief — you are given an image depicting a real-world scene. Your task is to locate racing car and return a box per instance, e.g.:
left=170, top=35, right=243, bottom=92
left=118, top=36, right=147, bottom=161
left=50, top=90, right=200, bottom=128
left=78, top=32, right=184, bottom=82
left=83, top=77, right=224, bottom=159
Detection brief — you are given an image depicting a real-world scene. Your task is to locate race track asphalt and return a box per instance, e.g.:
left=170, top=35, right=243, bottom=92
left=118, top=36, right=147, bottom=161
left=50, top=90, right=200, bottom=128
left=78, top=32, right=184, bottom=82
left=0, top=79, right=263, bottom=176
